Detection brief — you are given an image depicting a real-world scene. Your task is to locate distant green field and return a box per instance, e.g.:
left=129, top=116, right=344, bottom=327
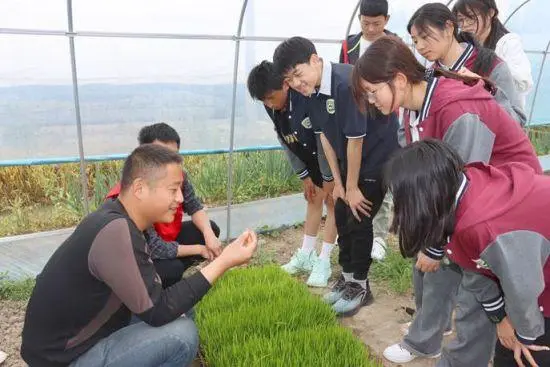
left=0, top=151, right=302, bottom=237
left=1, top=125, right=549, bottom=237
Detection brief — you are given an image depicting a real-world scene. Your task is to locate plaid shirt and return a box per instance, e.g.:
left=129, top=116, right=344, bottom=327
left=145, top=173, right=203, bottom=260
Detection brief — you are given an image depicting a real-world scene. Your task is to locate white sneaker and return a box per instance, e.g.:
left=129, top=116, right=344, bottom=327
left=401, top=321, right=453, bottom=336
left=0, top=350, right=7, bottom=364
left=383, top=343, right=440, bottom=363
left=371, top=237, right=387, bottom=261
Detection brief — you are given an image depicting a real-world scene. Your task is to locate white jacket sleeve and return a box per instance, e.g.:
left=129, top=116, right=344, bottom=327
left=495, top=33, right=533, bottom=97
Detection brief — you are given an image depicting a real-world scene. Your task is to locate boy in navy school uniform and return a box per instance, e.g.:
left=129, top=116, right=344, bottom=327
left=273, top=36, right=399, bottom=316
left=247, top=60, right=337, bottom=288
left=340, top=0, right=397, bottom=261
left=340, top=0, right=396, bottom=65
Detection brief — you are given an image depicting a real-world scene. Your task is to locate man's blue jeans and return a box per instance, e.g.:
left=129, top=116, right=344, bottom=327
left=70, top=316, right=198, bottom=367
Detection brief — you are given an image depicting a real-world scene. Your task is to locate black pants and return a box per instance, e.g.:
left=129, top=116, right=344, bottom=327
left=335, top=176, right=385, bottom=280
left=153, top=220, right=220, bottom=288
left=493, top=317, right=550, bottom=366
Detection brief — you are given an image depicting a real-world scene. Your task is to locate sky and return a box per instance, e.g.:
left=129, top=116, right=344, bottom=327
left=0, top=0, right=546, bottom=86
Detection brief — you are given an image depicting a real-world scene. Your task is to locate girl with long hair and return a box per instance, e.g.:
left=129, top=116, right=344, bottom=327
left=453, top=0, right=533, bottom=109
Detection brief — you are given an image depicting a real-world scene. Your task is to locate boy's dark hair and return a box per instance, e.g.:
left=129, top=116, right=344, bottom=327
left=121, top=144, right=182, bottom=192
left=360, top=0, right=389, bottom=17
left=247, top=60, right=285, bottom=101
left=138, top=122, right=181, bottom=149
left=383, top=139, right=465, bottom=258
left=273, top=36, right=317, bottom=75
left=407, top=3, right=497, bottom=77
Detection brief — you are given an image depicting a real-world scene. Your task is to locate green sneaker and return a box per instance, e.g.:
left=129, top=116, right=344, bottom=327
left=323, top=274, right=347, bottom=305
left=281, top=249, right=317, bottom=275
left=306, top=258, right=332, bottom=287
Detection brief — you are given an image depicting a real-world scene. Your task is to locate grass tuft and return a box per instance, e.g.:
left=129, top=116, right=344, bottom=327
left=0, top=272, right=35, bottom=301
left=370, top=239, right=413, bottom=295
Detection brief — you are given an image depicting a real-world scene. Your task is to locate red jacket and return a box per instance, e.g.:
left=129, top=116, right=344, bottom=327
left=404, top=76, right=541, bottom=173
left=105, top=182, right=183, bottom=242
left=447, top=162, right=550, bottom=342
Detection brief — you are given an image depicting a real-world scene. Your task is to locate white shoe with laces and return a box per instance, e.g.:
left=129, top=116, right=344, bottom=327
left=383, top=343, right=441, bottom=363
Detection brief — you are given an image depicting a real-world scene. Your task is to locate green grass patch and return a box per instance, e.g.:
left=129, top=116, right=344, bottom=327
left=370, top=246, right=413, bottom=295
left=0, top=272, right=35, bottom=301
left=528, top=126, right=550, bottom=156
left=196, top=265, right=379, bottom=367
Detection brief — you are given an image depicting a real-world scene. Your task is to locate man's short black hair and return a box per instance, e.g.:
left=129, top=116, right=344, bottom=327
left=138, top=122, right=181, bottom=149
left=121, top=144, right=183, bottom=192
left=247, top=61, right=285, bottom=101
left=360, top=0, right=389, bottom=17
left=273, top=36, right=317, bottom=75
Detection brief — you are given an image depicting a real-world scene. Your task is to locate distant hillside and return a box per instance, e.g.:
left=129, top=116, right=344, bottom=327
left=0, top=83, right=264, bottom=126
left=0, top=83, right=276, bottom=160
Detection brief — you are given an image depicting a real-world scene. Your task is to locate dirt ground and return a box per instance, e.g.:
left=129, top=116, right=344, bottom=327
left=1, top=226, right=450, bottom=367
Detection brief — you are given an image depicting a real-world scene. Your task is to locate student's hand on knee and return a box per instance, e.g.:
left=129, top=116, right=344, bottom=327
left=333, top=183, right=346, bottom=204
left=497, top=316, right=518, bottom=351
left=345, top=186, right=372, bottom=221
left=513, top=339, right=550, bottom=367
left=219, top=230, right=258, bottom=268
left=302, top=177, right=316, bottom=203
left=415, top=252, right=441, bottom=272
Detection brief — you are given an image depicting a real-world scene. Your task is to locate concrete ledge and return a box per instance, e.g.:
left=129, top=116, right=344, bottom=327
left=539, top=154, right=550, bottom=172
left=0, top=193, right=308, bottom=279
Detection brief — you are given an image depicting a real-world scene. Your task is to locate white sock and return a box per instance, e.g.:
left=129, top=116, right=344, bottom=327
left=351, top=277, right=367, bottom=289
left=342, top=272, right=353, bottom=282
left=300, top=234, right=317, bottom=254
left=319, top=241, right=335, bottom=260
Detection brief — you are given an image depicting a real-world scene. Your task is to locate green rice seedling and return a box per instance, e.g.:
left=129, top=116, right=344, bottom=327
left=205, top=327, right=377, bottom=367
left=196, top=265, right=379, bottom=367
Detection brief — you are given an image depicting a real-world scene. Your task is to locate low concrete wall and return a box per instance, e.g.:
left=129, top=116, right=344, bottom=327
left=0, top=193, right=309, bottom=279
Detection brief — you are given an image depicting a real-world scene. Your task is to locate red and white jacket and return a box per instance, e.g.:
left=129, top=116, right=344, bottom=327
left=447, top=162, right=550, bottom=344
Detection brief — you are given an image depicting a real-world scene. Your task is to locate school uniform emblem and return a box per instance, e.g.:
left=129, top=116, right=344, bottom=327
left=472, top=258, right=490, bottom=270
left=301, top=117, right=312, bottom=129
left=326, top=99, right=336, bottom=114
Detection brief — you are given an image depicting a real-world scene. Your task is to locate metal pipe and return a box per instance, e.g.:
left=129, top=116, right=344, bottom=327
left=67, top=0, right=90, bottom=214
left=527, top=39, right=550, bottom=126
left=0, top=145, right=284, bottom=167
left=0, top=28, right=67, bottom=36
left=504, top=0, right=531, bottom=26
left=241, top=35, right=342, bottom=44
left=0, top=28, right=345, bottom=44
left=344, top=0, right=361, bottom=42
left=226, top=0, right=249, bottom=243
